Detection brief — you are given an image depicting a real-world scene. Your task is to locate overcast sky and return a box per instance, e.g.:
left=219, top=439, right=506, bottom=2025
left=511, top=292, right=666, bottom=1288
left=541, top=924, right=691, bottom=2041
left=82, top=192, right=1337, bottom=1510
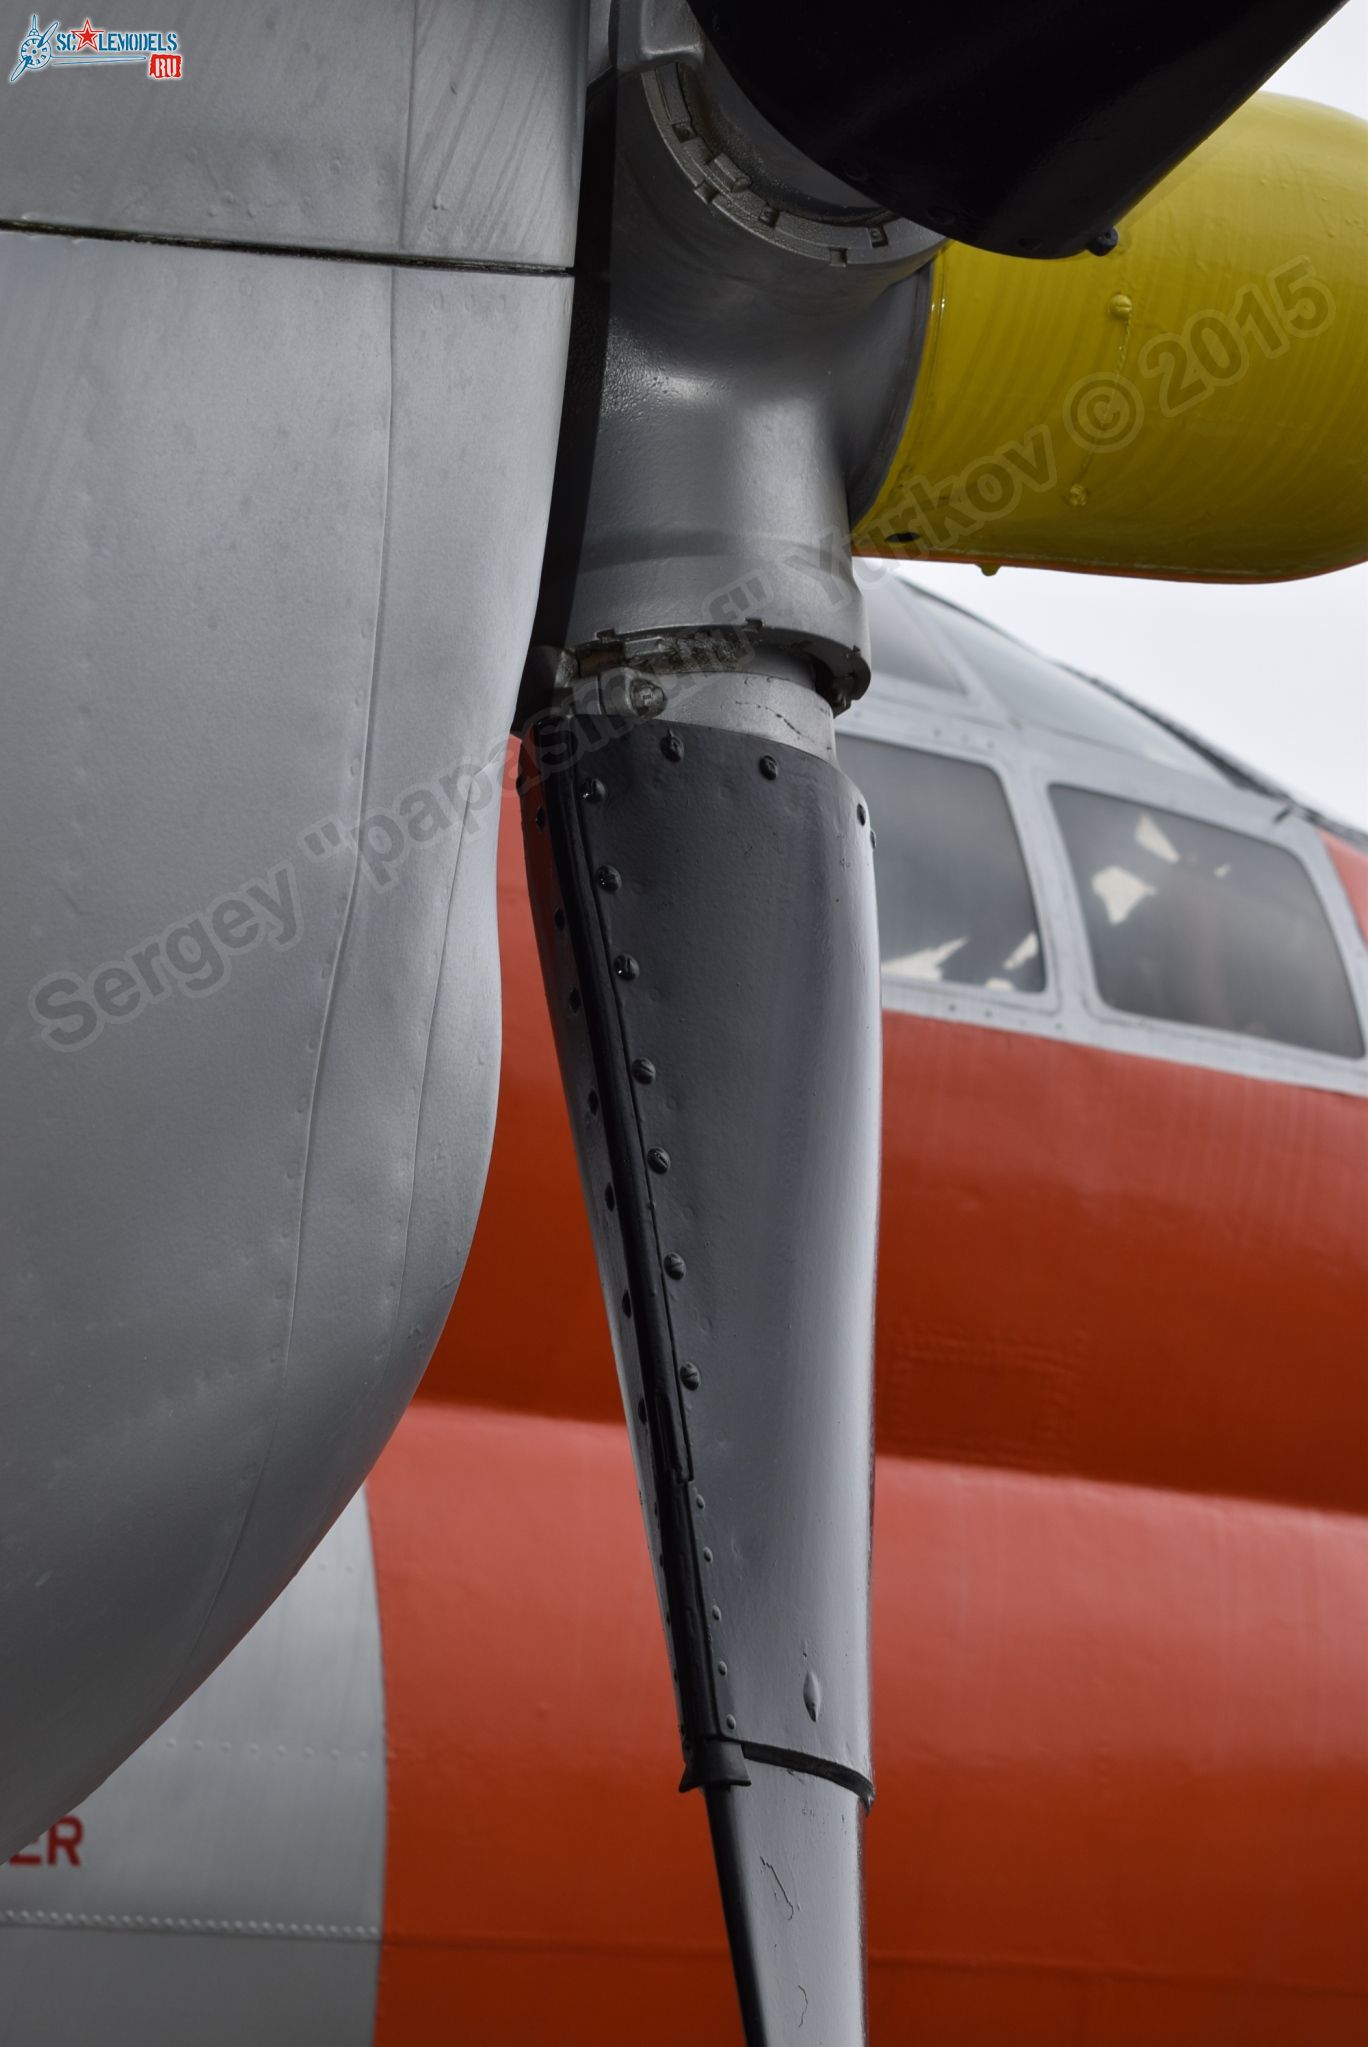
left=900, top=1, right=1368, bottom=827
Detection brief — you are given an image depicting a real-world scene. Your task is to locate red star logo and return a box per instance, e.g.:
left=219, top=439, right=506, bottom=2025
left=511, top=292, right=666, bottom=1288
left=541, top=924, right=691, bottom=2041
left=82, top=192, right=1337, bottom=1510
left=74, top=18, right=98, bottom=51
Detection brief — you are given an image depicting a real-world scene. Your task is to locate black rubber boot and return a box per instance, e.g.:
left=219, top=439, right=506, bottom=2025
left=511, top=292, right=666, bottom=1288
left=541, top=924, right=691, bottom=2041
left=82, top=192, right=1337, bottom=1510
left=521, top=709, right=880, bottom=2045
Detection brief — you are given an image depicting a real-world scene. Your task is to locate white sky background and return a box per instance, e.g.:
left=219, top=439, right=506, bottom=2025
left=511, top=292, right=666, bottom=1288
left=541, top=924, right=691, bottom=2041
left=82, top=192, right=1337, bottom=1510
left=899, top=1, right=1368, bottom=827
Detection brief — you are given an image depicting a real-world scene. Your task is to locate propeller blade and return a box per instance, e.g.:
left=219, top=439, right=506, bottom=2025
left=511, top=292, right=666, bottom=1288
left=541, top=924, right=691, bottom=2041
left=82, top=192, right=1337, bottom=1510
left=707, top=1766, right=866, bottom=2043
left=521, top=710, right=881, bottom=2042
left=693, top=0, right=1349, bottom=256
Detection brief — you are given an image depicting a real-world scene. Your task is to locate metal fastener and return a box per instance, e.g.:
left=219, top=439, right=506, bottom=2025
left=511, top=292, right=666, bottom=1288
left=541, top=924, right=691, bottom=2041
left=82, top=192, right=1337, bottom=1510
left=664, top=1252, right=686, bottom=1280
left=597, top=865, right=622, bottom=893
left=679, top=1361, right=701, bottom=1391
left=758, top=754, right=779, bottom=780
left=614, top=954, right=640, bottom=981
left=647, top=1148, right=670, bottom=1174
left=629, top=676, right=666, bottom=719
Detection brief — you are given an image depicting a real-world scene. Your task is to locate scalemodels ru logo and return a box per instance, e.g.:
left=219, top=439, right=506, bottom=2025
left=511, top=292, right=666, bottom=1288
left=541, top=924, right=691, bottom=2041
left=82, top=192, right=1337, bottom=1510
left=9, top=13, right=183, bottom=82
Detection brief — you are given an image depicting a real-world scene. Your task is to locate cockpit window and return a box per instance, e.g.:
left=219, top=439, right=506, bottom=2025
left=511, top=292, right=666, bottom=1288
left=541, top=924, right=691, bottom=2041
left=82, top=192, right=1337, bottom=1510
left=1051, top=787, right=1365, bottom=1059
left=921, top=597, right=1226, bottom=779
left=839, top=737, right=1046, bottom=994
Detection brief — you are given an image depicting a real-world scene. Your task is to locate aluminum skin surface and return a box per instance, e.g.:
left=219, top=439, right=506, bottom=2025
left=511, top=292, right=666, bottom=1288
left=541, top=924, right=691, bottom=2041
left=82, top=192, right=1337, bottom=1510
left=0, top=0, right=581, bottom=1857
left=0, top=0, right=585, bottom=267
left=0, top=1493, right=385, bottom=2047
left=530, top=62, right=935, bottom=713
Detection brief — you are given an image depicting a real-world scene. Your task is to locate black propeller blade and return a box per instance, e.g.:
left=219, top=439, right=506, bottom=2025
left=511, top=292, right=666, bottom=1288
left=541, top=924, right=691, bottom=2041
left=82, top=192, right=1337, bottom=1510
left=521, top=714, right=881, bottom=2043
left=694, top=0, right=1349, bottom=255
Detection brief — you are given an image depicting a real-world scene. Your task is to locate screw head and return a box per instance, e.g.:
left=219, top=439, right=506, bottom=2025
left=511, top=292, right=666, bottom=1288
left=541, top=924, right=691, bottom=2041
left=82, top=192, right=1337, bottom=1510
left=614, top=954, right=639, bottom=981
left=758, top=754, right=779, bottom=780
left=631, top=1057, right=656, bottom=1084
left=1087, top=225, right=1119, bottom=256
left=628, top=676, right=666, bottom=719
left=664, top=1252, right=686, bottom=1280
left=580, top=777, right=606, bottom=804
left=647, top=1147, right=670, bottom=1174
left=679, top=1361, right=701, bottom=1391
left=596, top=865, right=622, bottom=892
left=661, top=732, right=684, bottom=762
left=856, top=801, right=867, bottom=826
